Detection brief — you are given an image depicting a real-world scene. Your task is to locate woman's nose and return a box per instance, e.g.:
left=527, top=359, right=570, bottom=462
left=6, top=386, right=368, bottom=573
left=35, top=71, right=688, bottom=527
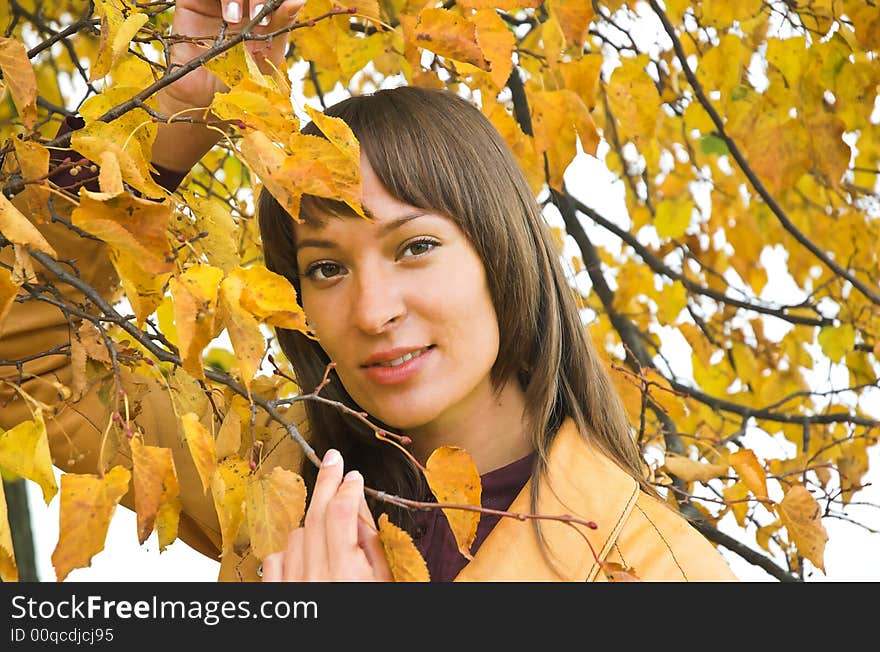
left=351, top=263, right=406, bottom=334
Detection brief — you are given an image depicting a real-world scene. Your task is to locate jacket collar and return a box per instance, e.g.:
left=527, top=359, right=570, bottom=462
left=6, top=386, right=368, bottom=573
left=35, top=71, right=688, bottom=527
left=454, top=416, right=640, bottom=581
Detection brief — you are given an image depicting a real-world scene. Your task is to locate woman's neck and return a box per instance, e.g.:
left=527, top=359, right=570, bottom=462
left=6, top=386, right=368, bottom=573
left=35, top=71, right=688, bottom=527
left=405, top=378, right=531, bottom=475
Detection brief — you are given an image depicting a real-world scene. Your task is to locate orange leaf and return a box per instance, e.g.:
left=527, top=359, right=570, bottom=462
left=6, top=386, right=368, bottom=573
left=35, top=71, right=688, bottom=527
left=472, top=9, right=515, bottom=90
left=0, top=38, right=37, bottom=127
left=0, top=480, right=18, bottom=582
left=246, top=466, right=307, bottom=560
left=130, top=437, right=180, bottom=545
left=0, top=409, right=58, bottom=504
left=51, top=466, right=131, bottom=582
left=414, top=8, right=488, bottom=69
left=776, top=485, right=828, bottom=572
left=424, top=446, right=481, bottom=560
left=729, top=448, right=769, bottom=503
left=181, top=412, right=218, bottom=494
left=377, top=513, right=430, bottom=582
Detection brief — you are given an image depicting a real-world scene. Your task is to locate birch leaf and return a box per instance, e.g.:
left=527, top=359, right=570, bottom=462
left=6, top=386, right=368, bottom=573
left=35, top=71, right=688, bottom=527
left=377, top=513, right=430, bottom=582
left=424, top=446, right=481, bottom=560
left=246, top=466, right=307, bottom=560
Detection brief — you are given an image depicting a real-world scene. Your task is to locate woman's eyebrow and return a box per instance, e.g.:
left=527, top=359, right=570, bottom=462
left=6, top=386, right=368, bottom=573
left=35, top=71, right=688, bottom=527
left=296, top=212, right=430, bottom=251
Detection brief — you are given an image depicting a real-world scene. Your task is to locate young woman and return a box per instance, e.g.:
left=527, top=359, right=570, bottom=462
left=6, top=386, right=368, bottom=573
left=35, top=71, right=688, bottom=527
left=1, top=0, right=737, bottom=581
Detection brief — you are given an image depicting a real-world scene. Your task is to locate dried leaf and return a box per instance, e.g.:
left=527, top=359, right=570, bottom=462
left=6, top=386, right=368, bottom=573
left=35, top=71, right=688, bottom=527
left=424, top=446, right=481, bottom=560
left=776, top=485, right=828, bottom=572
left=377, top=513, right=430, bottom=582
left=0, top=266, right=20, bottom=330
left=246, top=466, right=306, bottom=560
left=51, top=466, right=131, bottom=582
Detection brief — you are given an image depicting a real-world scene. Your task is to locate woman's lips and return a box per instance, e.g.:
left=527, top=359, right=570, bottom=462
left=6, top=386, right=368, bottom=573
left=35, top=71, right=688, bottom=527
left=362, top=346, right=435, bottom=385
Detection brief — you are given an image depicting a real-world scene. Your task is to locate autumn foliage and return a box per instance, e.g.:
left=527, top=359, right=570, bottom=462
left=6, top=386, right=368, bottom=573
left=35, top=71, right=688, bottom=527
left=0, top=0, right=878, bottom=582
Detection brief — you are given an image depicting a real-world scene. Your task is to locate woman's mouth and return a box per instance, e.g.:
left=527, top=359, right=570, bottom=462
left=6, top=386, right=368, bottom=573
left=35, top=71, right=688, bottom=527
left=362, top=345, right=435, bottom=384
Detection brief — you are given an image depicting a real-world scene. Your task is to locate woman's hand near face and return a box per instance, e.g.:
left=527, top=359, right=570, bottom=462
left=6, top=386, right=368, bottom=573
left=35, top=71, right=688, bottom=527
left=261, top=450, right=394, bottom=582
left=152, top=0, right=304, bottom=172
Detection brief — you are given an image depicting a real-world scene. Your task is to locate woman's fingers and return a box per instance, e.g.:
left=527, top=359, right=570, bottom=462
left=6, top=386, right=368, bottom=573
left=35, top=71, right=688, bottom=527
left=356, top=491, right=394, bottom=581
left=302, top=449, right=344, bottom=577
left=324, top=471, right=367, bottom=573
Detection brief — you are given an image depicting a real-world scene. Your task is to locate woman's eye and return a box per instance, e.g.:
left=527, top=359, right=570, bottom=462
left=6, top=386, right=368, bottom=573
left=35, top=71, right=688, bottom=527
left=402, top=238, right=439, bottom=258
left=305, top=262, right=343, bottom=281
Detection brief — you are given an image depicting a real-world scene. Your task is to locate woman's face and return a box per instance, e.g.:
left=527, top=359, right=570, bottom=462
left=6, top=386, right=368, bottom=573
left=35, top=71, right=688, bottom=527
left=294, top=157, right=501, bottom=434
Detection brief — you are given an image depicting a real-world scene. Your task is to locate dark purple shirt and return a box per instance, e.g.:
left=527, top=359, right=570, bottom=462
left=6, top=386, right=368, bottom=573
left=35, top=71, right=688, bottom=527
left=414, top=452, right=534, bottom=582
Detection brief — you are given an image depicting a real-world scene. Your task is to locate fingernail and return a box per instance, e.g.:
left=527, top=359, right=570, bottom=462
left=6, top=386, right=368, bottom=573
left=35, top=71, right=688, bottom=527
left=224, top=1, right=241, bottom=23
left=252, top=3, right=269, bottom=25
left=344, top=470, right=362, bottom=483
left=322, top=449, right=341, bottom=467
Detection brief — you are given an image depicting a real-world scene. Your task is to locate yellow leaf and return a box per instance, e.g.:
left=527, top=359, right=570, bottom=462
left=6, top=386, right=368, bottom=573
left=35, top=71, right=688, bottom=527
left=0, top=410, right=58, bottom=504
left=414, top=8, right=488, bottom=69
left=211, top=79, right=299, bottom=144
left=51, top=466, right=131, bottom=582
left=547, top=0, right=594, bottom=49
left=729, top=448, right=769, bottom=503
left=377, top=513, right=430, bottom=582
left=424, top=446, right=481, bottom=560
left=130, top=437, right=180, bottom=545
left=817, top=323, right=855, bottom=364
left=0, top=191, right=56, bottom=257
left=723, top=481, right=750, bottom=527
left=246, top=466, right=307, bottom=560
left=71, top=121, right=166, bottom=198
left=654, top=199, right=694, bottom=239
left=605, top=55, right=661, bottom=148
left=218, top=274, right=266, bottom=391
left=98, top=150, right=124, bottom=195
left=91, top=1, right=148, bottom=81
left=776, top=485, right=828, bottom=572
left=836, top=437, right=869, bottom=505
left=663, top=453, right=728, bottom=483
left=458, top=0, right=542, bottom=8
left=70, top=188, right=173, bottom=275
left=156, top=496, right=182, bottom=552
left=170, top=264, right=224, bottom=380
left=228, top=265, right=308, bottom=331
left=215, top=408, right=243, bottom=461
left=528, top=88, right=599, bottom=189
left=12, top=139, right=50, bottom=223
left=471, top=9, right=515, bottom=90
left=181, top=412, right=218, bottom=494
left=210, top=458, right=250, bottom=556
left=0, top=479, right=17, bottom=581
left=0, top=38, right=37, bottom=127
left=755, top=520, right=782, bottom=554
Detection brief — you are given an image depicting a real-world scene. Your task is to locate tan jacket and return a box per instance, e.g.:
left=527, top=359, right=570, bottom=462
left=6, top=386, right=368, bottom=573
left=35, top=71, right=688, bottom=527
left=0, top=204, right=737, bottom=582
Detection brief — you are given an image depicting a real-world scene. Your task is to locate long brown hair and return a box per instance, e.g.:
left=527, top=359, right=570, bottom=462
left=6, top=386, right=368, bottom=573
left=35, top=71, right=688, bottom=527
left=258, top=86, right=656, bottom=536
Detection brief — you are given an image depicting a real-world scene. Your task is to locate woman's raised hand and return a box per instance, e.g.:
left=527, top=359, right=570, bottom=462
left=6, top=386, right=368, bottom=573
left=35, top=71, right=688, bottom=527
left=261, top=450, right=395, bottom=582
left=152, top=0, right=304, bottom=171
